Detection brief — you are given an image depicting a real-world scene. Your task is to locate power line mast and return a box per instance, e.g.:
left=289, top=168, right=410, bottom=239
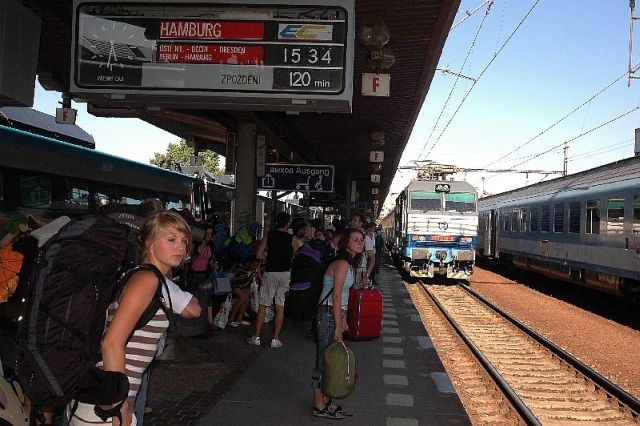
left=563, top=142, right=569, bottom=176
left=629, top=0, right=640, bottom=86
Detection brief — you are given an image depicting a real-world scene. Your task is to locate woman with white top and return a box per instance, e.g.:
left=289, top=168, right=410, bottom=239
left=67, top=211, right=201, bottom=426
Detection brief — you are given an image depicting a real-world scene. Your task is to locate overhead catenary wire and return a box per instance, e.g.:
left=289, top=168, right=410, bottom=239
left=482, top=67, right=635, bottom=168
left=451, top=0, right=494, bottom=30
left=491, top=105, right=640, bottom=174
left=420, top=0, right=542, bottom=162
left=568, top=138, right=634, bottom=162
left=418, top=2, right=492, bottom=161
left=568, top=144, right=634, bottom=162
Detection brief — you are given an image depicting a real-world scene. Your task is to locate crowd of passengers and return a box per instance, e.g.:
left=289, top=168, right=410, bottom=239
left=0, top=203, right=385, bottom=424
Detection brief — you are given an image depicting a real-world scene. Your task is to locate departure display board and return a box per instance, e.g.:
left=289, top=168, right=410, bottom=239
left=71, top=0, right=354, bottom=112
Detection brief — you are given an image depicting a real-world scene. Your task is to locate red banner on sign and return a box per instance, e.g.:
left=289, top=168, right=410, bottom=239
left=156, top=44, right=264, bottom=64
left=159, top=21, right=264, bottom=40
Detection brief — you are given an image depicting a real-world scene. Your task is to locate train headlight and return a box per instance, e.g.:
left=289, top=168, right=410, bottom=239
left=460, top=237, right=472, bottom=243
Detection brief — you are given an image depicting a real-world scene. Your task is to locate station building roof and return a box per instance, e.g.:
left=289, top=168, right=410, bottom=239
left=22, top=0, right=460, bottom=214
left=0, top=106, right=95, bottom=149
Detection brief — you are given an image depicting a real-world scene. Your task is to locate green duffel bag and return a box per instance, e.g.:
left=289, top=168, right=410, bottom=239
left=322, top=341, right=356, bottom=399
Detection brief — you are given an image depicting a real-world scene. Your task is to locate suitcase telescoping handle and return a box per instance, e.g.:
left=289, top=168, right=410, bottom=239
left=356, top=267, right=375, bottom=289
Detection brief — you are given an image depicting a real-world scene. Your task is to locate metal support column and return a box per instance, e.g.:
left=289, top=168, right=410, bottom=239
left=345, top=170, right=352, bottom=219
left=271, top=190, right=277, bottom=230
left=233, top=121, right=257, bottom=234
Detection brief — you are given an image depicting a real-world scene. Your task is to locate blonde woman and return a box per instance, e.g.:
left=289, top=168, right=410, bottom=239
left=67, top=211, right=201, bottom=425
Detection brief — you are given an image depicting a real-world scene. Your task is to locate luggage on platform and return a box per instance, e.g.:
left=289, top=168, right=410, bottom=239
left=345, top=286, right=383, bottom=340
left=321, top=341, right=356, bottom=399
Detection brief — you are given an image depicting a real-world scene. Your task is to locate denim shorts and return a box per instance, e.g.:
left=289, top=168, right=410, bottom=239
left=311, top=306, right=345, bottom=389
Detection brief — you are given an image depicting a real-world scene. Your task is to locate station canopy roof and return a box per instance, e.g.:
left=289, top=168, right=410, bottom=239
left=24, top=0, right=460, bottom=213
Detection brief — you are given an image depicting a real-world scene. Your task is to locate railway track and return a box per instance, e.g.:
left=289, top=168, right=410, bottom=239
left=419, top=282, right=640, bottom=425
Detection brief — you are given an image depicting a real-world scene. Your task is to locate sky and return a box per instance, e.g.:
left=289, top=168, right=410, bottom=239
left=33, top=84, right=181, bottom=165
left=380, top=0, right=640, bottom=217
left=32, top=1, right=640, bottom=218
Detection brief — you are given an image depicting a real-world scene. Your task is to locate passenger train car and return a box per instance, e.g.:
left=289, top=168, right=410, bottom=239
left=0, top=121, right=309, bottom=236
left=388, top=179, right=478, bottom=279
left=477, top=156, right=640, bottom=303
left=0, top=123, right=208, bottom=226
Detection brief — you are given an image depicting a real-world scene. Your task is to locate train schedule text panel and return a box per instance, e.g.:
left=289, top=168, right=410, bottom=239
left=71, top=0, right=354, bottom=113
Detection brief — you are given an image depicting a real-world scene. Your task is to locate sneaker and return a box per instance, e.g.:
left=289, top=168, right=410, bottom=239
left=247, top=336, right=261, bottom=346
left=270, top=338, right=283, bottom=348
left=228, top=322, right=239, bottom=327
left=239, top=320, right=251, bottom=326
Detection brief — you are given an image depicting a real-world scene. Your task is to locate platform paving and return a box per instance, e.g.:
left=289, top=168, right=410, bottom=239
left=144, top=266, right=470, bottom=426
left=197, top=267, right=470, bottom=426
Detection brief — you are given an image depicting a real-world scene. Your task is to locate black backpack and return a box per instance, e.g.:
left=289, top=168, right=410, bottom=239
left=13, top=215, right=171, bottom=419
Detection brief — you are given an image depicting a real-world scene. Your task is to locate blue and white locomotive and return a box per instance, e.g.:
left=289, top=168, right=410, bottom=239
left=477, top=156, right=640, bottom=303
left=390, top=179, right=478, bottom=279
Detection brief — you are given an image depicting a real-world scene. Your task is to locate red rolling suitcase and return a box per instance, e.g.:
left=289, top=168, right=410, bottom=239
left=346, top=286, right=383, bottom=340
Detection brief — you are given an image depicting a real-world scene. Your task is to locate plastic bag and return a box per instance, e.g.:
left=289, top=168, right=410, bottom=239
left=248, top=276, right=273, bottom=322
left=249, top=276, right=259, bottom=314
left=264, top=303, right=275, bottom=323
left=212, top=268, right=233, bottom=295
left=213, top=294, right=232, bottom=329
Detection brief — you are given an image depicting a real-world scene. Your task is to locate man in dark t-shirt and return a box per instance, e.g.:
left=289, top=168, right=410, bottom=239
left=247, top=211, right=296, bottom=348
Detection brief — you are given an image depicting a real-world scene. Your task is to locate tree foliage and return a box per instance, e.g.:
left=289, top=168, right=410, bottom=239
left=150, top=139, right=224, bottom=175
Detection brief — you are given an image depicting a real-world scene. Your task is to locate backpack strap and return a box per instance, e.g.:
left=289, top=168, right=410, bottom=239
left=317, top=288, right=333, bottom=307
left=94, top=400, right=125, bottom=423
left=317, top=265, right=355, bottom=307
left=117, top=264, right=175, bottom=333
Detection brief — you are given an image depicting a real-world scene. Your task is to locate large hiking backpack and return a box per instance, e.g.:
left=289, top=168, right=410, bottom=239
left=290, top=242, right=323, bottom=291
left=13, top=215, right=169, bottom=413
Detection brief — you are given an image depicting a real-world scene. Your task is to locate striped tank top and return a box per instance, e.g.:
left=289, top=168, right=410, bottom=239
left=97, top=288, right=170, bottom=404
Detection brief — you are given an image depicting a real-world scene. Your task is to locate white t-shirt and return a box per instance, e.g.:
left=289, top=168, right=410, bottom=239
left=364, top=233, right=376, bottom=254
left=162, top=278, right=193, bottom=314
left=355, top=234, right=376, bottom=282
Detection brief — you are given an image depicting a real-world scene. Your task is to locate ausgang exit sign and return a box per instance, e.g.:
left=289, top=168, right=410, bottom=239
left=361, top=73, right=390, bottom=97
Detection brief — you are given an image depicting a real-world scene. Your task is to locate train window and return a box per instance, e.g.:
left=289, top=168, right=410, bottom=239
left=166, top=200, right=185, bottom=211
left=512, top=210, right=519, bottom=232
left=503, top=212, right=511, bottom=231
left=606, top=197, right=624, bottom=235
left=19, top=175, right=51, bottom=208
left=65, top=180, right=89, bottom=210
left=541, top=205, right=550, bottom=232
left=193, top=182, right=204, bottom=218
left=586, top=200, right=600, bottom=234
left=634, top=194, right=640, bottom=235
left=94, top=186, right=118, bottom=207
left=444, top=192, right=475, bottom=213
left=410, top=191, right=441, bottom=211
left=553, top=204, right=564, bottom=233
left=569, top=202, right=580, bottom=233
left=530, top=207, right=539, bottom=232
left=520, top=208, right=528, bottom=232
left=117, top=186, right=143, bottom=205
